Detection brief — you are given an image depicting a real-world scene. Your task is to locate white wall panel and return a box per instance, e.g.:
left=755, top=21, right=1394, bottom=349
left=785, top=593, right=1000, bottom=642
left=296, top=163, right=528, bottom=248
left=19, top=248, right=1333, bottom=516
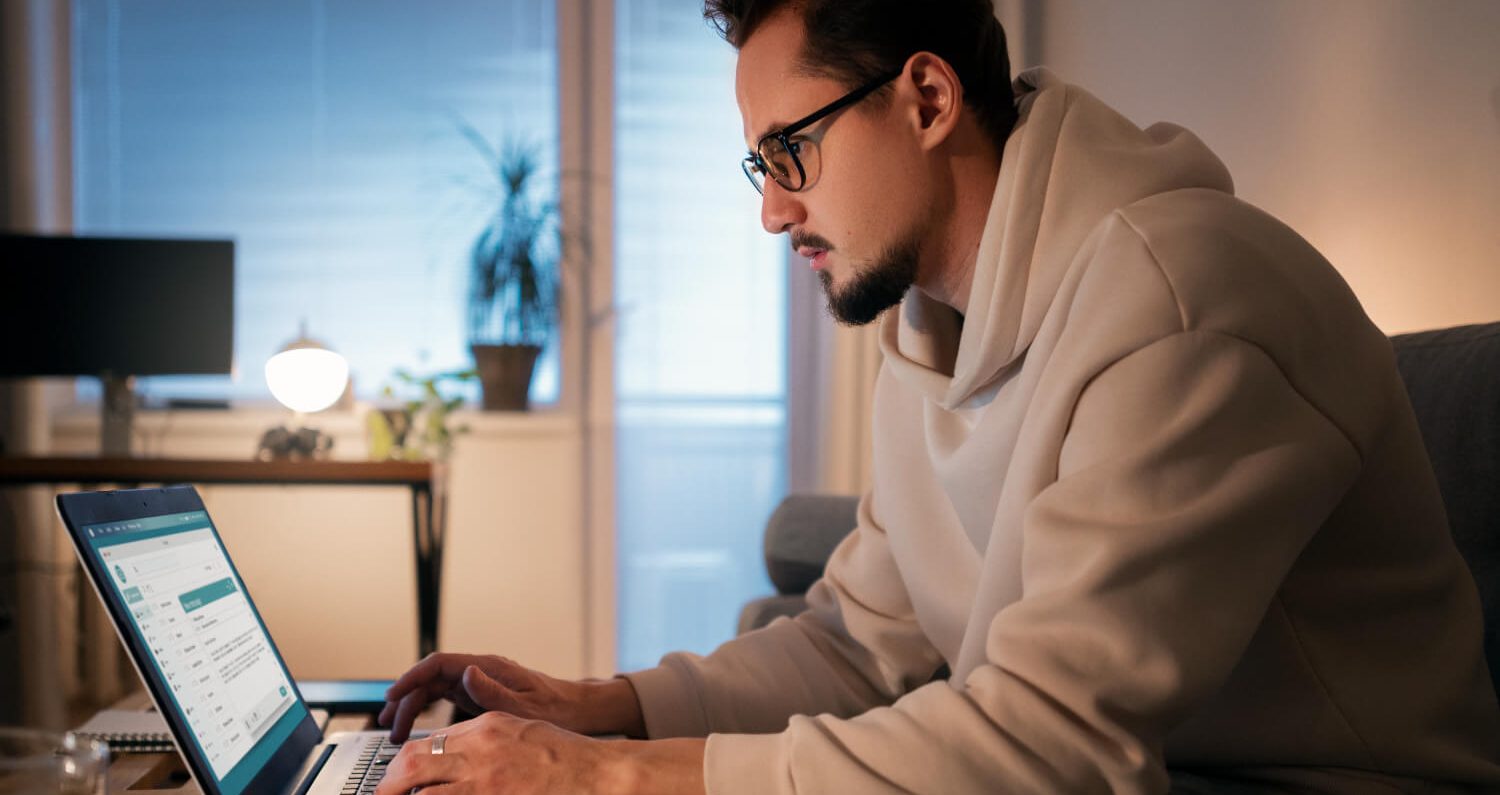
left=1030, top=0, right=1500, bottom=333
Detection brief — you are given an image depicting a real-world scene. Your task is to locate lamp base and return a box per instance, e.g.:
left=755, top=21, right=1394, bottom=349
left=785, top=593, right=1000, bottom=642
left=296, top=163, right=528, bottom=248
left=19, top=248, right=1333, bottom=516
left=101, top=375, right=136, bottom=457
left=255, top=425, right=334, bottom=461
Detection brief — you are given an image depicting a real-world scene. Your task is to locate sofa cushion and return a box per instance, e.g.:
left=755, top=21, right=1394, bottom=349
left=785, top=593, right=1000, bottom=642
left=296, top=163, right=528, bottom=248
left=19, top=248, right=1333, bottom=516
left=1391, top=322, right=1500, bottom=692
left=764, top=494, right=860, bottom=595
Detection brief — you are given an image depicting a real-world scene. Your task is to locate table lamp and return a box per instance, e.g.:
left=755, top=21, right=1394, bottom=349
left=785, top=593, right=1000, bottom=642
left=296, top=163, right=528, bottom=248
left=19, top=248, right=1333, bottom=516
left=257, top=321, right=349, bottom=460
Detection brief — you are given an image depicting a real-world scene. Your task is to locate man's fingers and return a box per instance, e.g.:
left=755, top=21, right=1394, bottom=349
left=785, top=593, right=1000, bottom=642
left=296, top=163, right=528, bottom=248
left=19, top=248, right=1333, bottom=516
left=384, top=654, right=441, bottom=704
left=444, top=681, right=483, bottom=717
left=387, top=688, right=430, bottom=744
left=386, top=654, right=472, bottom=702
left=461, top=665, right=521, bottom=713
left=380, top=681, right=445, bottom=730
left=481, top=656, right=535, bottom=691
left=378, top=653, right=543, bottom=735
left=372, top=749, right=466, bottom=795
left=381, top=653, right=482, bottom=729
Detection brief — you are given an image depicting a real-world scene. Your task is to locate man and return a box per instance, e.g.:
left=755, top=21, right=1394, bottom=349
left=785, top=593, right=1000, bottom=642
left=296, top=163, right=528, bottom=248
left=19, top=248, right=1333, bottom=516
left=375, top=1, right=1500, bottom=792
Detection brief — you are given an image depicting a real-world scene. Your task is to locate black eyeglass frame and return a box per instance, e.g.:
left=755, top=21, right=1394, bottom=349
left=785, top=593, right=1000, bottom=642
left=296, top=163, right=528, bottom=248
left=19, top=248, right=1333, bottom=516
left=742, top=67, right=905, bottom=195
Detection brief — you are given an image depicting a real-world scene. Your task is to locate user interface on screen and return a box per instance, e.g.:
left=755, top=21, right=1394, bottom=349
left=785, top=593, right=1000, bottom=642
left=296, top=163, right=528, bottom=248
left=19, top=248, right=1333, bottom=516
left=82, top=510, right=308, bottom=795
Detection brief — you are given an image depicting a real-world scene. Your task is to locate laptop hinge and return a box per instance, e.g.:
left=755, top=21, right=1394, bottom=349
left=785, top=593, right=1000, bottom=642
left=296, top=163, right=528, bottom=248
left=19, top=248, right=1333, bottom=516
left=291, top=744, right=336, bottom=795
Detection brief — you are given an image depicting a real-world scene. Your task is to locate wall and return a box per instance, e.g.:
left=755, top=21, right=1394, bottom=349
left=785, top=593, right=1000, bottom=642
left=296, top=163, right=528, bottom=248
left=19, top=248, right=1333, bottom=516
left=49, top=408, right=590, bottom=682
left=1025, top=0, right=1500, bottom=333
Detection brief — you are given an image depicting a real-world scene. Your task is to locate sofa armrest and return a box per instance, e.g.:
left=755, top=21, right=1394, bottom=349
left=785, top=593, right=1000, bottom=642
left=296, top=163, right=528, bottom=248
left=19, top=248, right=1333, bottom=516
left=764, top=494, right=860, bottom=595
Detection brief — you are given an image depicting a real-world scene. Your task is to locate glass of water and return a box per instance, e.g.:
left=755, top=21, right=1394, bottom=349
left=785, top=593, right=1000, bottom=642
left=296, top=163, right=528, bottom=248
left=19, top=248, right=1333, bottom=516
left=0, top=728, right=109, bottom=794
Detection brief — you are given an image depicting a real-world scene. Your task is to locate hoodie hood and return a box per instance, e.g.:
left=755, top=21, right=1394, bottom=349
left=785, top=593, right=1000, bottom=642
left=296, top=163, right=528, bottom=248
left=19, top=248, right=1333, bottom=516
left=879, top=67, right=1235, bottom=410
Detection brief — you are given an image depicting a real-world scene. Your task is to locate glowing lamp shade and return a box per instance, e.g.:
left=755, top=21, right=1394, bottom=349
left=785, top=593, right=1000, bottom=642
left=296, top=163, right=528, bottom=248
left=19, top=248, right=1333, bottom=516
left=265, top=346, right=349, bottom=413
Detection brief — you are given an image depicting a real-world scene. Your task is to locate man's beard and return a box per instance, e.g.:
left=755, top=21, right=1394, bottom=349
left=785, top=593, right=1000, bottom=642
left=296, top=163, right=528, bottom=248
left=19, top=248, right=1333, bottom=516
left=819, top=236, right=920, bottom=326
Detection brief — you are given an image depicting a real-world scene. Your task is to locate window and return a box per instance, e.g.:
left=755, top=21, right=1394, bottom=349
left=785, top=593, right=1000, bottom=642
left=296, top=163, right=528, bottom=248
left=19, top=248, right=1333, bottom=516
left=73, top=0, right=559, bottom=403
left=70, top=0, right=792, bottom=672
left=613, top=0, right=788, bottom=671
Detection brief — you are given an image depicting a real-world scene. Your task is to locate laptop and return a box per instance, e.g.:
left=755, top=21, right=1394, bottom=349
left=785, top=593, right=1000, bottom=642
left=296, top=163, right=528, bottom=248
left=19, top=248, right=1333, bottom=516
left=57, top=484, right=416, bottom=795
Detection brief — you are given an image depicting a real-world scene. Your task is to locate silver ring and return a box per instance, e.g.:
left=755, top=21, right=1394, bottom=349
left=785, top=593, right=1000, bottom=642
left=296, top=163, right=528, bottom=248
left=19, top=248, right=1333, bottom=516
left=429, top=733, right=446, bottom=755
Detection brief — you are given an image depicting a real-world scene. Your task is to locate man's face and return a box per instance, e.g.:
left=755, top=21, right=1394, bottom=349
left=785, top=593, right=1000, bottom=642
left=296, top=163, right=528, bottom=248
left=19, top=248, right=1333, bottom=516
left=735, top=9, right=932, bottom=325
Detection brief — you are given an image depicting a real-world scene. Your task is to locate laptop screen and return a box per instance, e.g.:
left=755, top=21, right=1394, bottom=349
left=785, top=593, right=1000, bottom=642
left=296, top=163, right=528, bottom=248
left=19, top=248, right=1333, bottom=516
left=81, top=509, right=310, bottom=795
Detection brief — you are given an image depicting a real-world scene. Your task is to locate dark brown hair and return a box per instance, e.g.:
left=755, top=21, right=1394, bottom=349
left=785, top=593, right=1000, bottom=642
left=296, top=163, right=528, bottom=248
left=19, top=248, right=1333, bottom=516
left=704, top=0, right=1019, bottom=146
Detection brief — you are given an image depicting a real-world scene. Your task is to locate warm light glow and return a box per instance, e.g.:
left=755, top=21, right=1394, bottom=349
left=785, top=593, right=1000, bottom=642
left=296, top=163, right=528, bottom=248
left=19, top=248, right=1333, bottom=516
left=265, top=347, right=349, bottom=413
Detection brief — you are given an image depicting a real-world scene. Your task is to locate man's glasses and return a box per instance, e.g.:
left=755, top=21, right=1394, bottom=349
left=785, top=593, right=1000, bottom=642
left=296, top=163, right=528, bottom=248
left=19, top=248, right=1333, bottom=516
left=742, top=68, right=904, bottom=195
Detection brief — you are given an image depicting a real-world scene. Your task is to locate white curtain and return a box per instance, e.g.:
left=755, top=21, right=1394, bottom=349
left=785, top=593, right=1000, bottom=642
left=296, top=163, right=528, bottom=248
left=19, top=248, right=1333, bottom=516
left=784, top=256, right=881, bottom=496
left=814, top=324, right=883, bottom=494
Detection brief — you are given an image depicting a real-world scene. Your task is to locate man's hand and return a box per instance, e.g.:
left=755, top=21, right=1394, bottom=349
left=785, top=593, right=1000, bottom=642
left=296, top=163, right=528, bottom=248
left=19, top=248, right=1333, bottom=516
left=378, top=653, right=646, bottom=742
left=371, top=712, right=613, bottom=795
left=372, top=712, right=706, bottom=795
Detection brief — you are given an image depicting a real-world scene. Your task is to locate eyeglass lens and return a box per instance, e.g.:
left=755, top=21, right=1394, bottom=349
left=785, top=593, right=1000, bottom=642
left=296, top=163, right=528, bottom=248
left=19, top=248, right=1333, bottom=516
left=743, top=136, right=807, bottom=196
left=760, top=137, right=804, bottom=192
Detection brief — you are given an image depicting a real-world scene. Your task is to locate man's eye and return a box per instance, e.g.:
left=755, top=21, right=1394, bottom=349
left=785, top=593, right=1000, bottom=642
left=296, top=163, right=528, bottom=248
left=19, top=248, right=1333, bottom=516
left=786, top=139, right=805, bottom=155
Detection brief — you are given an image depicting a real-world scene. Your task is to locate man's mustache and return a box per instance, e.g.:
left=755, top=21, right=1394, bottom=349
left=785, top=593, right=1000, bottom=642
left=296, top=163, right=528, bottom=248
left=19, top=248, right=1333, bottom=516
left=790, top=231, right=835, bottom=253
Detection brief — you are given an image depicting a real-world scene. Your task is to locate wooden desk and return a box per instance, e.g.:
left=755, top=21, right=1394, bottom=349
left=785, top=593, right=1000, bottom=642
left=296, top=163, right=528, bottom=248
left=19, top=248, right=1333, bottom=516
left=100, top=691, right=454, bottom=793
left=0, top=456, right=448, bottom=658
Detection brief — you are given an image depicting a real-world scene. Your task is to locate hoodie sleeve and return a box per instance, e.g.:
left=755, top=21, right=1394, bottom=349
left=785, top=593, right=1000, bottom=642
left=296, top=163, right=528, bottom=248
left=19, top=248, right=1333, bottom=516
left=702, top=330, right=1363, bottom=794
left=622, top=493, right=948, bottom=738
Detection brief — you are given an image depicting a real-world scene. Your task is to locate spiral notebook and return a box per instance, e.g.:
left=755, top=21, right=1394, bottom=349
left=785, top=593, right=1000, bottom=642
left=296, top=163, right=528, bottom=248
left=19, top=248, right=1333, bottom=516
left=74, top=707, right=330, bottom=754
left=73, top=709, right=174, bottom=752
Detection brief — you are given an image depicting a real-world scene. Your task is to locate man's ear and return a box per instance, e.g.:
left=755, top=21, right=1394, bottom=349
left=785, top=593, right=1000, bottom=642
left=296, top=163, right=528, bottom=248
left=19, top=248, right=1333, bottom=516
left=903, top=52, right=964, bottom=151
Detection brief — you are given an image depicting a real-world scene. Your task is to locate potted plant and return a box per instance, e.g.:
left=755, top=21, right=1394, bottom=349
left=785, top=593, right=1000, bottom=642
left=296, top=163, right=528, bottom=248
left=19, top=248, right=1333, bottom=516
left=461, top=126, right=561, bottom=410
left=366, top=367, right=476, bottom=461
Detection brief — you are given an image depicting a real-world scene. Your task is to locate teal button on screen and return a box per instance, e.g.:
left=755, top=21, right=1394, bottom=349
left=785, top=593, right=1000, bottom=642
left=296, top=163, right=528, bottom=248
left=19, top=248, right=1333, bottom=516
left=178, top=577, right=237, bottom=613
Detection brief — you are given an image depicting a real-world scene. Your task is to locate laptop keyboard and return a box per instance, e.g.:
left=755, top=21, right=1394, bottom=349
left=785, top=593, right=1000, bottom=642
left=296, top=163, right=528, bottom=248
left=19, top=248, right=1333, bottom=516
left=343, top=736, right=403, bottom=794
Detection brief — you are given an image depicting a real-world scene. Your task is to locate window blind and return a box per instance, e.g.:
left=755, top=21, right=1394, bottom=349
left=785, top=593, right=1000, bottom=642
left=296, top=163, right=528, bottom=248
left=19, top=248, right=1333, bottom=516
left=73, top=0, right=559, bottom=403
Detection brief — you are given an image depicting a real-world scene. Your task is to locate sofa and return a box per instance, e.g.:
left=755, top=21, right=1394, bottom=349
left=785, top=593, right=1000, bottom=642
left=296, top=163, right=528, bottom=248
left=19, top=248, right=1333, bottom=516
left=738, top=322, right=1500, bottom=697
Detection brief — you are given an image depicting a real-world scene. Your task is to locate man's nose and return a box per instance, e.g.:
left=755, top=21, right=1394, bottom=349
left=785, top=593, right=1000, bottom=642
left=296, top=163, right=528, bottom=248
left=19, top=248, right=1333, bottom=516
left=759, top=181, right=806, bottom=235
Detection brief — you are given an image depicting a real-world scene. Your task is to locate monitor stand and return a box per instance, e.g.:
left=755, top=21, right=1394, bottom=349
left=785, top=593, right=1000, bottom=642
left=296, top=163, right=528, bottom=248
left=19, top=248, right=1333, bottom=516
left=101, top=375, right=135, bottom=457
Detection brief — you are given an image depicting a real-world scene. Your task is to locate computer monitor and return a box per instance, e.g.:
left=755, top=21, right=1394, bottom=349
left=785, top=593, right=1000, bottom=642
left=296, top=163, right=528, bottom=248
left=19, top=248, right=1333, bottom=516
left=0, top=234, right=235, bottom=455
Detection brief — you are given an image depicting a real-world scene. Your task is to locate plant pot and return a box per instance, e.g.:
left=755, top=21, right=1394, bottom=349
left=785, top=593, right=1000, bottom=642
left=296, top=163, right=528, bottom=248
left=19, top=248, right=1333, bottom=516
left=470, top=343, right=542, bottom=411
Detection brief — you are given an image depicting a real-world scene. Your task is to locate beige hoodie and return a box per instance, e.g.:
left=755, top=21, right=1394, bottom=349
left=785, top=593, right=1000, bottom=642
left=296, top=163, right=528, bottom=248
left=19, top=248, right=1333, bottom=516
left=625, top=68, right=1500, bottom=793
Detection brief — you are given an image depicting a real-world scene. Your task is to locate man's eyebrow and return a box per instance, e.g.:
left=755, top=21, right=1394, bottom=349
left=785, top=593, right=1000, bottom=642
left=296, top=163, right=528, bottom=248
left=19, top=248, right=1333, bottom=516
left=749, top=121, right=789, bottom=147
left=749, top=62, right=831, bottom=146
